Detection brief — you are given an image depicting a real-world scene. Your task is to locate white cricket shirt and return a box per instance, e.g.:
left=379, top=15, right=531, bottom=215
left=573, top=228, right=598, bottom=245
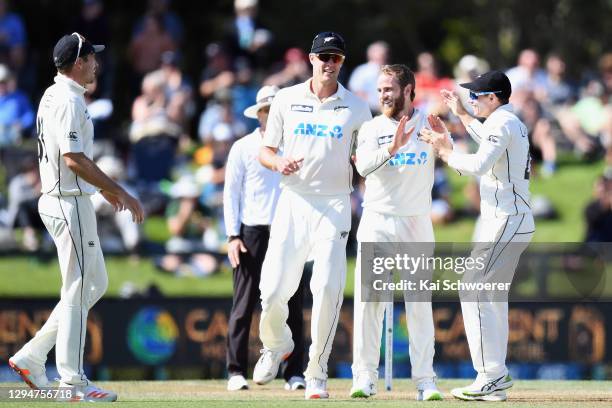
left=355, top=109, right=434, bottom=216
left=224, top=128, right=281, bottom=236
left=263, top=79, right=372, bottom=196
left=37, top=74, right=96, bottom=196
left=448, top=104, right=531, bottom=219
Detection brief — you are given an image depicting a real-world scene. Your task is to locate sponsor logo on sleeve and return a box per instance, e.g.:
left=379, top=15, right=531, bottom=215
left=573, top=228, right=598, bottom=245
left=67, top=131, right=78, bottom=141
left=291, top=104, right=314, bottom=113
left=377, top=134, right=393, bottom=146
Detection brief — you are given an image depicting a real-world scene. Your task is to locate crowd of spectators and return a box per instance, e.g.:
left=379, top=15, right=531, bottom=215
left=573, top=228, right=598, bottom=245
left=0, top=0, right=610, bottom=277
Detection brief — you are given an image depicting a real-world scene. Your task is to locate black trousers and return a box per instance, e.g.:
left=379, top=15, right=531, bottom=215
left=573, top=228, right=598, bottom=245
left=226, top=224, right=306, bottom=380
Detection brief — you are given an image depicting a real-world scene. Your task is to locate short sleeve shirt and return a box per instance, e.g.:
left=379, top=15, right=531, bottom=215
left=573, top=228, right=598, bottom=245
left=37, top=74, right=96, bottom=196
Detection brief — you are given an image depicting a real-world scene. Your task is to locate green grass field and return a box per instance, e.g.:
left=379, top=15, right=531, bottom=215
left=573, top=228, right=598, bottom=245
left=0, top=158, right=605, bottom=298
left=1, top=379, right=612, bottom=407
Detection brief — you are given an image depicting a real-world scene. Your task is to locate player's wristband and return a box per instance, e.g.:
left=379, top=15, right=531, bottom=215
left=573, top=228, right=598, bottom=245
left=228, top=235, right=240, bottom=242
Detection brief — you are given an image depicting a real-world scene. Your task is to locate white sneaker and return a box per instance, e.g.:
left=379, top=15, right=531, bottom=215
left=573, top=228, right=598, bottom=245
left=305, top=378, right=329, bottom=399
left=349, top=373, right=377, bottom=398
left=284, top=376, right=306, bottom=390
left=227, top=374, right=249, bottom=391
left=451, top=388, right=507, bottom=401
left=417, top=378, right=443, bottom=401
left=58, top=382, right=118, bottom=402
left=451, top=374, right=513, bottom=400
left=253, top=346, right=293, bottom=385
left=8, top=353, right=49, bottom=389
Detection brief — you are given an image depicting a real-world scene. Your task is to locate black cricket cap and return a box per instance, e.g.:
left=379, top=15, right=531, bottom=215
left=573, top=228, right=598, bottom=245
left=53, top=33, right=105, bottom=69
left=310, top=31, right=346, bottom=55
left=460, top=70, right=512, bottom=99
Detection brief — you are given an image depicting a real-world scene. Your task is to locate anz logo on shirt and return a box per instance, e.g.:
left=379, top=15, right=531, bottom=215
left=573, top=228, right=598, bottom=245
left=389, top=151, right=428, bottom=167
left=293, top=123, right=343, bottom=139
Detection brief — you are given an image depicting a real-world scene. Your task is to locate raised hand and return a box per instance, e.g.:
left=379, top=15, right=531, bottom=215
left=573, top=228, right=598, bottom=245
left=388, top=115, right=415, bottom=156
left=427, top=114, right=449, bottom=134
left=440, top=89, right=467, bottom=117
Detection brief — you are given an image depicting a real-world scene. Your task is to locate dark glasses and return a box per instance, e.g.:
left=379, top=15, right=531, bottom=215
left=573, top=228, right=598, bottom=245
left=316, top=53, right=344, bottom=64
left=469, top=90, right=502, bottom=100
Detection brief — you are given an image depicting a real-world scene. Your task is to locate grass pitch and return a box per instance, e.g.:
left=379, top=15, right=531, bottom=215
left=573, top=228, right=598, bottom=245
left=2, top=379, right=611, bottom=407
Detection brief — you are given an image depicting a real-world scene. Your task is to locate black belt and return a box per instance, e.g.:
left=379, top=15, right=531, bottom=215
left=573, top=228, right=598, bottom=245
left=241, top=224, right=271, bottom=232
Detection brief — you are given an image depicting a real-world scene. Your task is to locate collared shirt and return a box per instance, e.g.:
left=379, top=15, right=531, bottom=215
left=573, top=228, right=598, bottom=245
left=224, top=128, right=281, bottom=236
left=263, top=78, right=372, bottom=196
left=448, top=104, right=532, bottom=219
left=37, top=74, right=96, bottom=196
left=355, top=109, right=434, bottom=216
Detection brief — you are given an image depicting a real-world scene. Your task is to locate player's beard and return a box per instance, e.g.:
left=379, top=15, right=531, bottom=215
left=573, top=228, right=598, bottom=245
left=381, top=92, right=405, bottom=119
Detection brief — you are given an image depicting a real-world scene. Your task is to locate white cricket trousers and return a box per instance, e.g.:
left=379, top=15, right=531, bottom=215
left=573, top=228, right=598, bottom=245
left=352, top=210, right=436, bottom=384
left=462, top=212, right=534, bottom=380
left=18, top=194, right=108, bottom=385
left=259, top=189, right=350, bottom=380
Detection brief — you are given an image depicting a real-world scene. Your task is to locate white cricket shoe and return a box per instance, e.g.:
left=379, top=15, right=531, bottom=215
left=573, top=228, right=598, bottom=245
left=253, top=346, right=293, bottom=385
left=416, top=378, right=443, bottom=401
left=8, top=353, right=49, bottom=389
left=451, top=374, right=513, bottom=400
left=227, top=374, right=249, bottom=391
left=349, top=373, right=377, bottom=398
left=284, top=376, right=306, bottom=390
left=305, top=378, right=329, bottom=399
left=451, top=388, right=507, bottom=401
left=58, top=382, right=118, bottom=402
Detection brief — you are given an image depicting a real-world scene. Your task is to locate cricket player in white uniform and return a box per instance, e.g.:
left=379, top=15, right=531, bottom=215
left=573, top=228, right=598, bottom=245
left=8, top=33, right=144, bottom=402
left=253, top=31, right=371, bottom=399
left=420, top=70, right=534, bottom=402
left=350, top=64, right=442, bottom=401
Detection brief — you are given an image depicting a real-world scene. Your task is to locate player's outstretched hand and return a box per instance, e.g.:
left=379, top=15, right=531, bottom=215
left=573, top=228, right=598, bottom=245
left=275, top=156, right=304, bottom=175
left=228, top=238, right=247, bottom=268
left=427, top=114, right=449, bottom=134
left=440, top=89, right=467, bottom=117
left=419, top=128, right=453, bottom=157
left=388, top=115, right=415, bottom=156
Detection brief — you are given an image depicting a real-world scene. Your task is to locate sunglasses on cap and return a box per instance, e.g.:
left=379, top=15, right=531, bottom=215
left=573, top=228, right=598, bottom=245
left=316, top=53, right=344, bottom=64
left=469, top=90, right=502, bottom=100
left=72, top=32, right=84, bottom=64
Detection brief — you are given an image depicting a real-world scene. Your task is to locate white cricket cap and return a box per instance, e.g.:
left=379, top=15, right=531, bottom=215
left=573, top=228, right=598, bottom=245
left=243, top=85, right=279, bottom=119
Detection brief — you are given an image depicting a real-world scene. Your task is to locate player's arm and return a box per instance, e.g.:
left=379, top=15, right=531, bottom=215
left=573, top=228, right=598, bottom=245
left=355, top=120, right=390, bottom=176
left=440, top=89, right=484, bottom=144
left=258, top=93, right=303, bottom=174
left=421, top=124, right=510, bottom=176
left=356, top=116, right=414, bottom=177
left=223, top=143, right=247, bottom=267
left=63, top=152, right=144, bottom=223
